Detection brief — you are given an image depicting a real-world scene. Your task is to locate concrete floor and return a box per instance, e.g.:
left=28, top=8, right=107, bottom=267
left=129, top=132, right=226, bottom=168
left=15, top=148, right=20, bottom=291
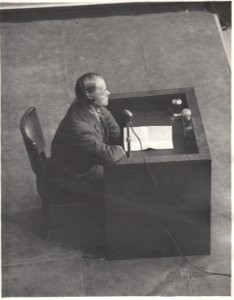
left=1, top=4, right=231, bottom=296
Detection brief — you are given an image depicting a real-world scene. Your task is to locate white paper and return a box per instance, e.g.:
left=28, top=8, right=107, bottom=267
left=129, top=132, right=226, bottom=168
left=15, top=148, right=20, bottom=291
left=123, top=126, right=174, bottom=151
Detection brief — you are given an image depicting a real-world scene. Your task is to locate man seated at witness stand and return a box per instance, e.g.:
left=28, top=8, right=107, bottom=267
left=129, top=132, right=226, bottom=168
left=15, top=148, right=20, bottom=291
left=49, top=72, right=126, bottom=199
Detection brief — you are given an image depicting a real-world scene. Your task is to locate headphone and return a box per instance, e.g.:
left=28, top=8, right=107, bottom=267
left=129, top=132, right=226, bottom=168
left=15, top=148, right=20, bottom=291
left=77, top=77, right=95, bottom=104
left=78, top=76, right=109, bottom=141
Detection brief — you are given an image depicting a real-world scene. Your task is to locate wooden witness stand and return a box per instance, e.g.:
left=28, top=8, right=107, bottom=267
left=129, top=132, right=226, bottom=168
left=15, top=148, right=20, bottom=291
left=104, top=87, right=211, bottom=259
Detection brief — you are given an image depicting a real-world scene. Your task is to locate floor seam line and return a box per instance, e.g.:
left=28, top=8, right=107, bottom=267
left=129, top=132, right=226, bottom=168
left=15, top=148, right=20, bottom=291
left=2, top=254, right=82, bottom=267
left=81, top=253, right=86, bottom=296
left=60, top=18, right=72, bottom=103
left=135, top=15, right=152, bottom=90
left=213, top=13, right=231, bottom=70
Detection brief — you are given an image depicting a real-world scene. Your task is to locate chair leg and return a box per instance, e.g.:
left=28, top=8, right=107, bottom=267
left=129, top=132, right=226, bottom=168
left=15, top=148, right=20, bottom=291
left=41, top=202, right=50, bottom=240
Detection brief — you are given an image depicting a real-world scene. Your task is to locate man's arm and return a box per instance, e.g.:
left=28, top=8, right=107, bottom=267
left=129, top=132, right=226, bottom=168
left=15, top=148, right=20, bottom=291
left=72, top=124, right=125, bottom=165
left=101, top=108, right=122, bottom=145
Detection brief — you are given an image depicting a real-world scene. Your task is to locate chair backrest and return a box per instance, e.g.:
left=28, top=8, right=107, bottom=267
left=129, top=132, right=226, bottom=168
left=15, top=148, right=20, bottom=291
left=20, top=107, right=47, bottom=179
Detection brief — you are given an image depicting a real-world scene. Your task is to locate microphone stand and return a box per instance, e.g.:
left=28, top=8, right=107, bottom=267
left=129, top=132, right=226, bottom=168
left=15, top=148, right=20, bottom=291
left=122, top=109, right=133, bottom=159
left=126, top=121, right=131, bottom=159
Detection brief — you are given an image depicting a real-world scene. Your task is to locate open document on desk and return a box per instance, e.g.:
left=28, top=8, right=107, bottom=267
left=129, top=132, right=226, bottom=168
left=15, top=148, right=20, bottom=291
left=123, top=126, right=174, bottom=151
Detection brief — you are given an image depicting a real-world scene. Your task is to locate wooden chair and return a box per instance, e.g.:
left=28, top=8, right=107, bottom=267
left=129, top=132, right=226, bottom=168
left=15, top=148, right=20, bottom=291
left=20, top=107, right=100, bottom=240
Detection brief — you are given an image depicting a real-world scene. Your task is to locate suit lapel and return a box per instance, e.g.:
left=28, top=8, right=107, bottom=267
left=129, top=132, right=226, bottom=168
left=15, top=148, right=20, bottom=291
left=95, top=121, right=104, bottom=135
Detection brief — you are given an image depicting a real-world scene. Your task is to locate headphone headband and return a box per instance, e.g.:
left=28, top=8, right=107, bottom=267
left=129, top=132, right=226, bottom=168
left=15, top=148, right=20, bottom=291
left=78, top=77, right=94, bottom=103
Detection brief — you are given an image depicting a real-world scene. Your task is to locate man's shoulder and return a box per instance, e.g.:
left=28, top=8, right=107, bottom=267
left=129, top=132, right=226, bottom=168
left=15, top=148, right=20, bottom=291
left=63, top=100, right=98, bottom=134
left=67, top=100, right=91, bottom=123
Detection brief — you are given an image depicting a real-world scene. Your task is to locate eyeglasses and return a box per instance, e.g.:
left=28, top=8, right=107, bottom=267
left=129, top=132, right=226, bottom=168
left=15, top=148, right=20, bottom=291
left=94, top=89, right=110, bottom=96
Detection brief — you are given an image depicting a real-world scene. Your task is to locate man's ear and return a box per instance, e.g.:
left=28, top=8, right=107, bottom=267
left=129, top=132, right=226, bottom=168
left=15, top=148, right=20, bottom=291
left=87, top=94, right=95, bottom=103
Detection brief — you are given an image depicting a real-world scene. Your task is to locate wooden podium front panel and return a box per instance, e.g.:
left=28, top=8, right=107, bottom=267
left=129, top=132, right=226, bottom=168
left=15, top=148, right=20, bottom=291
left=104, top=159, right=211, bottom=259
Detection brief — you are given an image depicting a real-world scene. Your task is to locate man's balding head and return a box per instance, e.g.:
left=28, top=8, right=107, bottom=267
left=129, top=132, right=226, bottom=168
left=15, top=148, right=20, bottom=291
left=75, top=72, right=103, bottom=100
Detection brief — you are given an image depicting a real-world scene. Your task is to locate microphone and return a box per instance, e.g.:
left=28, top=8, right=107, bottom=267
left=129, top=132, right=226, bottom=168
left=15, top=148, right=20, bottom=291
left=122, top=109, right=133, bottom=122
left=122, top=109, right=133, bottom=159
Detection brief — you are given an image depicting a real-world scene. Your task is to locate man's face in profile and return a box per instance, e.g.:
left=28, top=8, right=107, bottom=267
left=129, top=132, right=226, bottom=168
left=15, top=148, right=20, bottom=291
left=92, top=78, right=110, bottom=107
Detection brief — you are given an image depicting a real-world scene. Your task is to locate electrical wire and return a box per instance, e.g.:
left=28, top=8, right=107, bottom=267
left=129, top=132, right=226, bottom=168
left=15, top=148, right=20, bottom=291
left=186, top=259, right=195, bottom=296
left=130, top=124, right=231, bottom=279
left=163, top=226, right=231, bottom=278
left=130, top=123, right=158, bottom=191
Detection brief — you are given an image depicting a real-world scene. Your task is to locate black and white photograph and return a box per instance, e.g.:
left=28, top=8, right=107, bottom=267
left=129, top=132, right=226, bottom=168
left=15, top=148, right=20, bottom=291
left=1, top=0, right=231, bottom=296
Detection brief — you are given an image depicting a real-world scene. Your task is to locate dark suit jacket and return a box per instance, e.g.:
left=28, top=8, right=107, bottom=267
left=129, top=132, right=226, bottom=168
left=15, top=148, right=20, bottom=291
left=49, top=98, right=125, bottom=194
